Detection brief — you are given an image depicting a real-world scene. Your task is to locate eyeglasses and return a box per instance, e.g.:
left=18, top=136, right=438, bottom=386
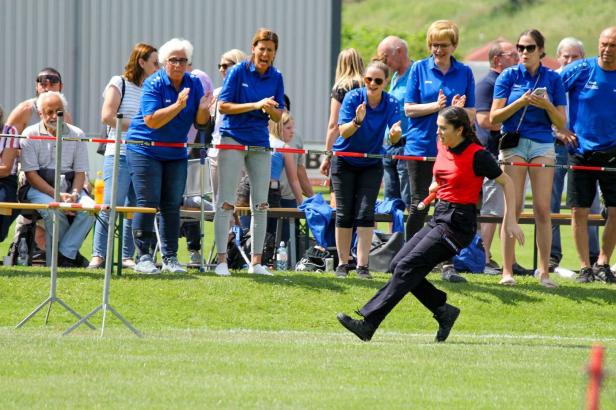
left=167, top=57, right=189, bottom=66
left=218, top=62, right=235, bottom=70
left=364, top=76, right=384, bottom=86
left=516, top=44, right=537, bottom=53
left=36, top=75, right=61, bottom=84
left=431, top=43, right=452, bottom=50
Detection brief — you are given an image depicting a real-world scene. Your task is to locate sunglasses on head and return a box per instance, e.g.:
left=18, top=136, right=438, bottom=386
left=516, top=44, right=537, bottom=53
left=364, top=76, right=384, bottom=86
left=36, top=75, right=61, bottom=84
left=218, top=62, right=234, bottom=70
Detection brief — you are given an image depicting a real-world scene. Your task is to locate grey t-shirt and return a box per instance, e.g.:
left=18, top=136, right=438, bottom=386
left=21, top=122, right=89, bottom=173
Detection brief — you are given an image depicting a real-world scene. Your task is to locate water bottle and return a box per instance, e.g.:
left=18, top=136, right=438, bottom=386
left=17, top=237, right=28, bottom=266
left=276, top=241, right=288, bottom=271
left=94, top=171, right=105, bottom=204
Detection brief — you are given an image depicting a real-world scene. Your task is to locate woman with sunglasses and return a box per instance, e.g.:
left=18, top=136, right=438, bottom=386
left=213, top=28, right=285, bottom=277
left=331, top=60, right=401, bottom=279
left=126, top=38, right=211, bottom=274
left=403, top=20, right=476, bottom=246
left=207, top=49, right=248, bottom=199
left=88, top=42, right=159, bottom=270
left=490, top=29, right=566, bottom=287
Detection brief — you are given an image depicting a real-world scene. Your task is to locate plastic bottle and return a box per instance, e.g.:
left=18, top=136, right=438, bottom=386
left=94, top=171, right=105, bottom=204
left=276, top=241, right=288, bottom=271
left=17, top=237, right=28, bottom=266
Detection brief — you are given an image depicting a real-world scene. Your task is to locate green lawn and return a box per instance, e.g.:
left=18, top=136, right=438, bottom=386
left=0, top=265, right=615, bottom=409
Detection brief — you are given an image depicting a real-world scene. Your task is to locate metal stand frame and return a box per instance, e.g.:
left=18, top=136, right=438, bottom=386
left=16, top=112, right=95, bottom=330
left=64, top=114, right=142, bottom=337
left=199, top=130, right=207, bottom=272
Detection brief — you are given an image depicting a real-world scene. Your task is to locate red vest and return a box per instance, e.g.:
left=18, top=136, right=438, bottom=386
left=433, top=140, right=485, bottom=205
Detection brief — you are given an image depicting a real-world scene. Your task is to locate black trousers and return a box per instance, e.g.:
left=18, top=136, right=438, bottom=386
left=405, top=160, right=434, bottom=241
left=359, top=201, right=476, bottom=328
left=331, top=157, right=383, bottom=228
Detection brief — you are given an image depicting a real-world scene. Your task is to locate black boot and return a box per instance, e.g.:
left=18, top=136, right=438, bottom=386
left=433, top=303, right=460, bottom=342
left=336, top=313, right=376, bottom=342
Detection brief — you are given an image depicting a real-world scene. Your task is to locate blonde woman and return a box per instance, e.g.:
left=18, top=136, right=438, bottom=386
left=208, top=49, right=248, bottom=197
left=320, top=48, right=365, bottom=205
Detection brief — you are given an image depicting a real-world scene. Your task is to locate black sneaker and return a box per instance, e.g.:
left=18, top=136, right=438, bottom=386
left=356, top=265, right=372, bottom=279
left=441, top=264, right=467, bottom=283
left=576, top=267, right=595, bottom=283
left=335, top=264, right=350, bottom=278
left=336, top=312, right=376, bottom=341
left=512, top=262, right=533, bottom=276
left=592, top=264, right=616, bottom=284
left=433, top=303, right=460, bottom=342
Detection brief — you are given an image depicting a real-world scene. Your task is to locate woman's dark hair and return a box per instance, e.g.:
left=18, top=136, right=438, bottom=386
left=519, top=29, right=546, bottom=59
left=438, top=106, right=481, bottom=145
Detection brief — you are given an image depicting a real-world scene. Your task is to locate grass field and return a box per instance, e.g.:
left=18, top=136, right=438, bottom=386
left=1, top=262, right=615, bottom=409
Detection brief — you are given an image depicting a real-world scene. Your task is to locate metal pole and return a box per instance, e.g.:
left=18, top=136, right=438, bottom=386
left=64, top=114, right=141, bottom=337
left=16, top=110, right=94, bottom=330
left=199, top=130, right=206, bottom=272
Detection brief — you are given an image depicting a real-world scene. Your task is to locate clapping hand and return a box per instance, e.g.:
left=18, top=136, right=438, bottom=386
left=451, top=94, right=466, bottom=108
left=177, top=88, right=190, bottom=109
left=355, top=102, right=366, bottom=123
left=256, top=96, right=279, bottom=114
left=436, top=89, right=447, bottom=110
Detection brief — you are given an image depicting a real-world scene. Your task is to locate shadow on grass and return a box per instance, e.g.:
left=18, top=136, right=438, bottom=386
left=444, top=339, right=591, bottom=350
left=450, top=280, right=616, bottom=306
left=1, top=267, right=198, bottom=281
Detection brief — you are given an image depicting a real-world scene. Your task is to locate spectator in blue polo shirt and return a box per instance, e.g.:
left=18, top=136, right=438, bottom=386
left=126, top=38, right=211, bottom=275
left=491, top=29, right=567, bottom=287
left=561, top=26, right=616, bottom=284
left=403, top=20, right=476, bottom=246
left=331, top=60, right=401, bottom=279
left=213, top=28, right=285, bottom=277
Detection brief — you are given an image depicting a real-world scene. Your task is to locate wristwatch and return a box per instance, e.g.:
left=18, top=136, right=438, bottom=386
left=353, top=117, right=362, bottom=128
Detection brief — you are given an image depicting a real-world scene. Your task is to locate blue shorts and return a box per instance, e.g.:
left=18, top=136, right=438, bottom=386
left=499, top=138, right=555, bottom=162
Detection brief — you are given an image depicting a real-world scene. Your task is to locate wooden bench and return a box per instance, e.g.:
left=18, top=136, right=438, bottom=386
left=180, top=206, right=607, bottom=269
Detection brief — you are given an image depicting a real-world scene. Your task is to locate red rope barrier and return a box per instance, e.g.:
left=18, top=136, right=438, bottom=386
left=3, top=132, right=616, bottom=171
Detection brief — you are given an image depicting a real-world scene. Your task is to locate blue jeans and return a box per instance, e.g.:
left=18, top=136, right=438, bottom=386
left=92, top=155, right=136, bottom=259
left=27, top=187, right=95, bottom=264
left=0, top=176, right=18, bottom=242
left=127, top=150, right=187, bottom=260
left=383, top=145, right=411, bottom=208
left=550, top=143, right=599, bottom=262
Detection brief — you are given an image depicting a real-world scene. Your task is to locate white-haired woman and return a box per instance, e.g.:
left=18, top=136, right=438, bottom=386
left=126, top=38, right=211, bottom=274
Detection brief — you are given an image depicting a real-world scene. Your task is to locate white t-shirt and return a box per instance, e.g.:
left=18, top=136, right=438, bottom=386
left=208, top=87, right=223, bottom=159
left=103, top=76, right=141, bottom=157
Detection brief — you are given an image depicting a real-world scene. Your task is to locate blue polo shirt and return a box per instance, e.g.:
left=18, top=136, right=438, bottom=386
left=127, top=68, right=204, bottom=160
left=219, top=61, right=285, bottom=148
left=334, top=87, right=400, bottom=167
left=403, top=56, right=475, bottom=156
left=384, top=65, right=411, bottom=145
left=561, top=58, right=616, bottom=154
left=494, top=63, right=566, bottom=143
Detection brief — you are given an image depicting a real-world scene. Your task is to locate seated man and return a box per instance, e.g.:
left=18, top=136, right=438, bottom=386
left=20, top=91, right=93, bottom=267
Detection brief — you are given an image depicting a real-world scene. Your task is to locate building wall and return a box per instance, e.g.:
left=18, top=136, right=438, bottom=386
left=0, top=0, right=340, bottom=172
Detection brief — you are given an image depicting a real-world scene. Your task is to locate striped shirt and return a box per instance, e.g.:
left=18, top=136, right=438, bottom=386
left=103, top=76, right=142, bottom=157
left=0, top=124, right=22, bottom=175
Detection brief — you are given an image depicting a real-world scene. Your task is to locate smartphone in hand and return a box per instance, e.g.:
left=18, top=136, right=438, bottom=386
left=532, top=87, right=547, bottom=97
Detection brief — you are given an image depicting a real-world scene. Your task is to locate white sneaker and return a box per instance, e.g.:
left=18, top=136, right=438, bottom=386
left=133, top=255, right=160, bottom=275
left=162, top=256, right=187, bottom=274
left=248, top=263, right=273, bottom=276
left=214, top=262, right=231, bottom=277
